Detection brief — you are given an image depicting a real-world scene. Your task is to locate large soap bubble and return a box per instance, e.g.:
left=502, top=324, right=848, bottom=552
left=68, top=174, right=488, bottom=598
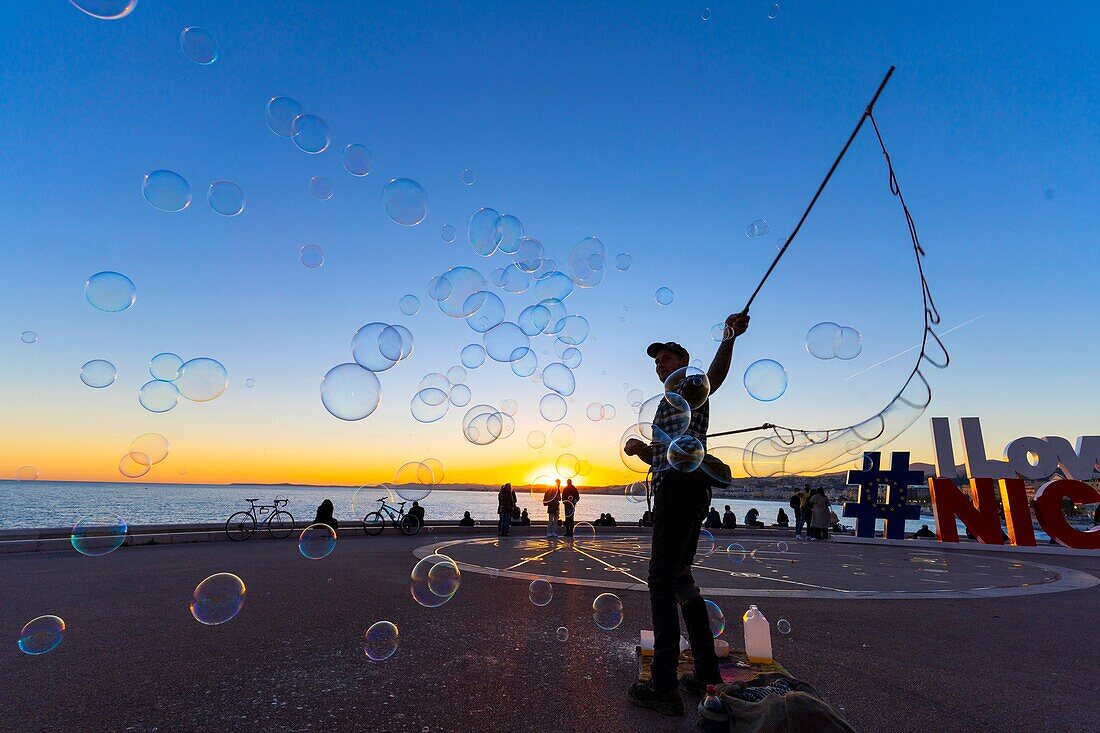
left=697, top=528, right=716, bottom=558
left=411, top=388, right=448, bottom=423
left=567, top=236, right=605, bottom=287
left=142, top=170, right=191, bottom=212
left=513, top=236, right=544, bottom=273
left=494, top=214, right=524, bottom=254
left=465, top=291, right=505, bottom=333
left=180, top=26, right=218, bottom=65
left=298, top=524, right=337, bottom=560
left=462, top=405, right=510, bottom=446
left=352, top=322, right=398, bottom=372
left=80, top=359, right=116, bottom=388
left=551, top=424, right=575, bottom=448
left=460, top=343, right=486, bottom=368
left=483, top=322, right=530, bottom=362
left=509, top=347, right=538, bottom=377
left=393, top=461, right=435, bottom=501
left=410, top=554, right=461, bottom=608
left=68, top=1, right=137, bottom=20
left=118, top=452, right=151, bottom=478
left=292, top=114, right=331, bottom=154
left=667, top=434, right=705, bottom=472
left=542, top=363, right=576, bottom=396
left=619, top=422, right=671, bottom=473
left=467, top=208, right=501, bottom=256
left=664, top=365, right=710, bottom=409
left=310, top=176, right=333, bottom=200
left=139, top=380, right=179, bottom=413
left=130, top=433, right=169, bottom=464
left=744, top=359, right=787, bottom=402
left=266, top=96, right=304, bottom=137
left=539, top=393, right=568, bottom=422
left=85, top=271, right=136, bottom=312
left=190, top=573, right=246, bottom=625
left=835, top=326, right=863, bottom=360
left=70, top=512, right=128, bottom=556
left=639, top=393, right=691, bottom=438
left=149, top=352, right=182, bottom=380
left=343, top=144, right=373, bottom=176
left=593, top=593, right=624, bottom=630
left=17, top=615, right=65, bottom=656
left=382, top=178, right=428, bottom=226
left=320, top=363, right=381, bottom=421
left=176, top=358, right=228, bottom=402
left=555, top=315, right=590, bottom=346
left=705, top=599, right=725, bottom=637
left=207, top=180, right=244, bottom=216
left=435, top=267, right=487, bottom=318
left=363, top=621, right=399, bottom=661
left=534, top=271, right=574, bottom=302
left=805, top=321, right=841, bottom=359
left=498, top=263, right=531, bottom=294
left=528, top=578, right=553, bottom=607
left=518, top=304, right=552, bottom=336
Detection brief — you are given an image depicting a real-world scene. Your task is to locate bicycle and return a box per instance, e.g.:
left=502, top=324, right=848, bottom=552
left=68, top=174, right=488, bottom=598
left=225, top=497, right=295, bottom=541
left=362, top=497, right=421, bottom=536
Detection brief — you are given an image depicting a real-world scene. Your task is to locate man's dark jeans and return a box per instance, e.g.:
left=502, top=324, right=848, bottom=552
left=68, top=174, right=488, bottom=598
left=647, top=470, right=720, bottom=691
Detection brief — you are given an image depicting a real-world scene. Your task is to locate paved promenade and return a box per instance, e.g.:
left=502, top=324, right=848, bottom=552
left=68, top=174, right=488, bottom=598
left=2, top=527, right=1097, bottom=732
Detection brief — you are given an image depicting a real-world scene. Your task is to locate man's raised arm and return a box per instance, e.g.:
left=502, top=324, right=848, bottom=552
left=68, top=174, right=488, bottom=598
left=706, top=312, right=750, bottom=395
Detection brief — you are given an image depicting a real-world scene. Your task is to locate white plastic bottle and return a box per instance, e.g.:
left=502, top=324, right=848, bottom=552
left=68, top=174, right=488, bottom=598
left=743, top=605, right=773, bottom=663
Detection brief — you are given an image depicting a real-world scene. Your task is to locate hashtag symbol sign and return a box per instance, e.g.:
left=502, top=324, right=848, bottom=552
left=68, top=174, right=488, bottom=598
left=841, top=451, right=925, bottom=539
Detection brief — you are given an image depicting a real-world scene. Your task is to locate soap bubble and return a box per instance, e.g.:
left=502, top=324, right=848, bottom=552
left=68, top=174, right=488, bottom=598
left=555, top=315, right=590, bottom=346
left=462, top=405, right=510, bottom=446
left=614, top=252, right=633, bottom=271
left=142, top=169, right=191, bottom=212
left=419, top=372, right=450, bottom=393
left=15, top=466, right=39, bottom=482
left=448, top=383, right=471, bottom=408
left=465, top=291, right=505, bottom=333
left=176, top=358, right=228, bottom=402
left=245, top=378, right=255, bottom=388
left=435, top=267, right=487, bottom=318
left=743, top=359, right=787, bottom=401
left=539, top=393, right=568, bottom=422
left=343, top=144, right=373, bottom=176
left=321, top=363, right=381, bottom=421
left=445, top=365, right=467, bottom=385
left=398, top=294, right=420, bottom=316
left=291, top=114, right=331, bottom=154
left=410, top=389, right=448, bottom=423
left=363, top=621, right=399, bottom=661
left=467, top=208, right=501, bottom=256
left=70, top=512, right=128, bottom=556
left=483, top=322, right=530, bottom=362
left=138, top=380, right=179, bottom=413
left=664, top=365, right=710, bottom=409
left=510, top=347, right=537, bottom=377
left=601, top=403, right=616, bottom=419
left=300, top=244, right=324, bottom=269
left=149, top=352, right=182, bottom=380
left=298, top=524, right=337, bottom=560
left=592, top=593, right=624, bottom=630
left=639, top=393, right=691, bottom=438
left=705, top=600, right=725, bottom=637
left=697, top=529, right=716, bottom=558
left=768, top=3, right=780, bottom=20
left=352, top=322, right=398, bottom=372
left=655, top=287, right=674, bottom=305
left=624, top=481, right=647, bottom=503
left=460, top=343, right=486, bottom=368
left=513, top=236, right=544, bottom=273
left=382, top=178, right=428, bottom=225
left=85, top=271, right=136, bottom=312
left=461, top=168, right=476, bottom=185
left=561, top=347, right=582, bottom=369
left=80, top=359, right=116, bottom=388
left=411, top=554, right=461, bottom=607
left=527, top=430, right=547, bottom=449
left=528, top=578, right=553, bottom=607
left=727, top=543, right=746, bottom=564
left=746, top=219, right=770, bottom=237
left=573, top=522, right=595, bottom=542
left=667, top=434, right=705, bottom=472
left=776, top=619, right=791, bottom=635
left=627, top=388, right=644, bottom=408
left=542, top=363, right=576, bottom=396
left=518, top=304, right=552, bottom=336
left=190, top=572, right=246, bottom=625
left=494, top=214, right=524, bottom=254
left=619, top=422, right=670, bottom=473
left=266, top=96, right=303, bottom=137
left=423, top=458, right=446, bottom=485
left=498, top=263, right=532, bottom=294
left=20, top=331, right=37, bottom=344
left=835, top=326, right=862, bottom=360
left=17, top=615, right=65, bottom=655
left=556, top=626, right=569, bottom=642
left=179, top=26, right=218, bottom=65
left=393, top=461, right=435, bottom=501
left=551, top=424, right=575, bottom=448
left=310, top=176, right=333, bottom=200
left=534, top=271, right=575, bottom=302
left=118, top=452, right=151, bottom=478
left=67, top=1, right=136, bottom=20
left=567, top=236, right=605, bottom=288
left=499, top=399, right=519, bottom=416
left=805, top=322, right=841, bottom=359
left=777, top=541, right=789, bottom=553
left=130, top=433, right=169, bottom=464
left=207, top=180, right=244, bottom=216
left=555, top=453, right=579, bottom=478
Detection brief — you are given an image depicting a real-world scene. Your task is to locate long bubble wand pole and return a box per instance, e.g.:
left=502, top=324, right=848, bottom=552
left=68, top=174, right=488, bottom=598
left=740, top=66, right=895, bottom=314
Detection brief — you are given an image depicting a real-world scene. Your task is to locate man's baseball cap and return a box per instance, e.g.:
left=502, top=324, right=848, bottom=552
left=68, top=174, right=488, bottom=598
left=647, top=341, right=689, bottom=360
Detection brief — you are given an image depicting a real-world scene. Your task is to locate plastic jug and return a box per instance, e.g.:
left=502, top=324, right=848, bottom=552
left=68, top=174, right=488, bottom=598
left=743, top=605, right=773, bottom=663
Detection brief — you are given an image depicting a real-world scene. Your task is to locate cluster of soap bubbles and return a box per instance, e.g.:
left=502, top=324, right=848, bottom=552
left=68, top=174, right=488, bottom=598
left=746, top=219, right=770, bottom=237
left=116, top=432, right=170, bottom=479
left=140, top=353, right=229, bottom=413
left=585, top=401, right=617, bottom=421
left=265, top=96, right=332, bottom=155
left=320, top=322, right=414, bottom=421
left=805, top=322, right=863, bottom=360
left=462, top=403, right=516, bottom=446
left=411, top=368, right=472, bottom=423
left=392, top=458, right=445, bottom=501
left=410, top=553, right=462, bottom=607
left=143, top=170, right=245, bottom=216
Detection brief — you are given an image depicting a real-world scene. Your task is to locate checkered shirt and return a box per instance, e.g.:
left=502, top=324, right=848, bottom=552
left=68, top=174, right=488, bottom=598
left=649, top=392, right=709, bottom=475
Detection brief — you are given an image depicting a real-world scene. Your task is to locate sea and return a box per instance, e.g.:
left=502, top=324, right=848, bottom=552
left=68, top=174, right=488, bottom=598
left=0, top=480, right=1022, bottom=538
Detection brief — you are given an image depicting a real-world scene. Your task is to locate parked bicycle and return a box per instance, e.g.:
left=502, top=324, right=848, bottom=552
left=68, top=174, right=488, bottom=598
left=225, top=497, right=295, bottom=541
left=362, top=497, right=421, bottom=536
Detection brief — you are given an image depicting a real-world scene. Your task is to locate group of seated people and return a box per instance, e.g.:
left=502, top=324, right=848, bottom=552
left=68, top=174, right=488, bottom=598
left=459, top=508, right=531, bottom=527
left=703, top=505, right=794, bottom=530
left=592, top=513, right=617, bottom=526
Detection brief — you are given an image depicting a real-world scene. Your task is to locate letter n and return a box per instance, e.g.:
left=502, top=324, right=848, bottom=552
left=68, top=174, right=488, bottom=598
left=928, top=478, right=1003, bottom=544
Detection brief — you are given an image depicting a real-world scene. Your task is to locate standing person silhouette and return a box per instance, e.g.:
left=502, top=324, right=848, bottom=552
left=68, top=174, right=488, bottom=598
left=543, top=479, right=562, bottom=538
left=625, top=312, right=749, bottom=716
left=562, top=479, right=580, bottom=537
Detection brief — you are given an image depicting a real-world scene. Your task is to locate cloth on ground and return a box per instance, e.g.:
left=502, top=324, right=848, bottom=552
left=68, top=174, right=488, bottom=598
left=718, top=672, right=857, bottom=733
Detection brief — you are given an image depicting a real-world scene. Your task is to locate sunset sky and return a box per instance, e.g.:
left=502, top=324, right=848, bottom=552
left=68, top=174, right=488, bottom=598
left=2, top=1, right=1097, bottom=488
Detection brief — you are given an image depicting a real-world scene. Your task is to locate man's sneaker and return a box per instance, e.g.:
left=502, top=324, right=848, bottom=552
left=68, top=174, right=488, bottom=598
left=678, top=671, right=722, bottom=697
left=627, top=680, right=684, bottom=716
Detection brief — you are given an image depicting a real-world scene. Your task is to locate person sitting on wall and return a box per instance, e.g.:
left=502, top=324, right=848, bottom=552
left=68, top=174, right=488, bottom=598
left=912, top=524, right=936, bottom=539
left=313, top=499, right=339, bottom=532
left=593, top=513, right=607, bottom=527
left=520, top=509, right=531, bottom=526
left=639, top=510, right=654, bottom=528
left=704, top=507, right=722, bottom=530
left=409, top=501, right=425, bottom=526
left=775, top=508, right=789, bottom=527
left=744, top=508, right=764, bottom=528
left=459, top=511, right=475, bottom=527
left=605, top=513, right=617, bottom=527
left=722, top=505, right=737, bottom=529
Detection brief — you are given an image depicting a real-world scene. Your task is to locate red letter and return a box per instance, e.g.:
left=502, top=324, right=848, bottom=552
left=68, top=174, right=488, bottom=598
left=1033, top=479, right=1100, bottom=550
left=998, top=479, right=1036, bottom=547
left=928, top=477, right=1004, bottom=544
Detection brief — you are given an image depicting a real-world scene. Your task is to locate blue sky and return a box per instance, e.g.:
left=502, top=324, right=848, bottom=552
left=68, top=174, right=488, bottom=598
left=2, top=1, right=1098, bottom=485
